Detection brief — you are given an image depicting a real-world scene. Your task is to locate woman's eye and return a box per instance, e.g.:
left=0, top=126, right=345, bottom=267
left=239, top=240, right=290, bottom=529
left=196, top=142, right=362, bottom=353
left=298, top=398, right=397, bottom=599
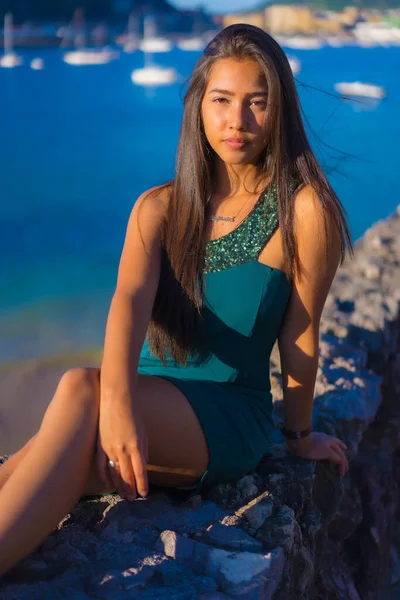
left=213, top=97, right=228, bottom=103
left=251, top=100, right=267, bottom=107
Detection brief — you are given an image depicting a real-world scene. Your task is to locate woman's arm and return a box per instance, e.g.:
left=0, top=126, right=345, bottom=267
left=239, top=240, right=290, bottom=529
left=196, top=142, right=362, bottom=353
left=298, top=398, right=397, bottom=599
left=100, top=187, right=166, bottom=402
left=278, top=185, right=348, bottom=475
left=98, top=185, right=168, bottom=497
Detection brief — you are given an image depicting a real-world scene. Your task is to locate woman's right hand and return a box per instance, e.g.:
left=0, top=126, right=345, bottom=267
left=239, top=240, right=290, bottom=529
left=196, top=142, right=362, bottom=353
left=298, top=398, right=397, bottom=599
left=96, top=397, right=149, bottom=500
left=285, top=432, right=349, bottom=476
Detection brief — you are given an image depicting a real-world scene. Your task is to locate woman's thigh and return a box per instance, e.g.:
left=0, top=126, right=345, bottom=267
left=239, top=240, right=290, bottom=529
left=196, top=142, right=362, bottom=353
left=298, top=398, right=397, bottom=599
left=84, top=370, right=209, bottom=496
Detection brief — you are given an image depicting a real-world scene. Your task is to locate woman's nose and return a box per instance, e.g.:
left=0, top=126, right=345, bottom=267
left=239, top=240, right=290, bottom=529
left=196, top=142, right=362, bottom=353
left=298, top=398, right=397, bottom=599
left=227, top=103, right=247, bottom=130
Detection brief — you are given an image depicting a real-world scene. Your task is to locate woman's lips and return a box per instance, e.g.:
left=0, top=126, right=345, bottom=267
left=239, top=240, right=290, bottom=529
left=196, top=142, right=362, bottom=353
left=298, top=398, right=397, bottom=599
left=224, top=139, right=248, bottom=150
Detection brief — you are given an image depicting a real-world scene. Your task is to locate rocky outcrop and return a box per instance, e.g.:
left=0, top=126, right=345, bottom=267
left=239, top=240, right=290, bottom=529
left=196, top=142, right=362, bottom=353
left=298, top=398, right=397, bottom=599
left=1, top=207, right=400, bottom=599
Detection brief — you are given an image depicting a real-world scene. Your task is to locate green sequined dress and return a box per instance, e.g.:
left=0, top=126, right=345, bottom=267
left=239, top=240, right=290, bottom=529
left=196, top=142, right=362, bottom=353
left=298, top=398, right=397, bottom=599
left=138, top=184, right=292, bottom=491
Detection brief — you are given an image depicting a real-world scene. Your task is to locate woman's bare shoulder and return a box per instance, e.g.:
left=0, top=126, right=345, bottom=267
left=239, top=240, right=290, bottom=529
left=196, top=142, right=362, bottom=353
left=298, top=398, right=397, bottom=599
left=134, top=183, right=172, bottom=221
left=292, top=183, right=323, bottom=219
left=293, top=184, right=339, bottom=243
left=291, top=183, right=341, bottom=280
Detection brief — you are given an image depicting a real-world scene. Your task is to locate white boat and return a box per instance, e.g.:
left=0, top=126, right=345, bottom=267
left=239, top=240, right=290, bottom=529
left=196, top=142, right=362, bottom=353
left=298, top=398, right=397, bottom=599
left=353, top=22, right=400, bottom=46
left=139, top=17, right=172, bottom=53
left=62, top=8, right=118, bottom=65
left=131, top=66, right=177, bottom=85
left=287, top=55, right=301, bottom=75
left=115, top=12, right=139, bottom=53
left=131, top=17, right=177, bottom=87
left=30, top=58, right=44, bottom=70
left=123, top=39, right=137, bottom=53
left=0, top=13, right=23, bottom=68
left=177, top=36, right=206, bottom=51
left=63, top=48, right=118, bottom=65
left=284, top=36, right=323, bottom=50
left=334, top=81, right=386, bottom=100
left=140, top=37, right=172, bottom=53
left=326, top=36, right=345, bottom=48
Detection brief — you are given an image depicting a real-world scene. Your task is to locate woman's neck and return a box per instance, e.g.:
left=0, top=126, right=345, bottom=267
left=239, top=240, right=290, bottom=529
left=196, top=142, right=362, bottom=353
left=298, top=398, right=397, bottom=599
left=213, top=160, right=267, bottom=198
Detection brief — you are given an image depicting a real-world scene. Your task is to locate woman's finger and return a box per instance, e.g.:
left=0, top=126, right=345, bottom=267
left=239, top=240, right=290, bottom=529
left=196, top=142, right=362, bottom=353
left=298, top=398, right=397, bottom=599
left=118, top=451, right=137, bottom=500
left=328, top=447, right=341, bottom=464
left=329, top=446, right=347, bottom=476
left=131, top=450, right=148, bottom=498
left=107, top=458, right=125, bottom=497
left=334, top=438, right=347, bottom=450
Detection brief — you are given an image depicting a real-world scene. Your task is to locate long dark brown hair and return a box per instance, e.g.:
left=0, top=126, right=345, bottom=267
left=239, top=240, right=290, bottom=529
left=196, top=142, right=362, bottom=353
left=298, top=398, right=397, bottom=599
left=146, top=23, right=352, bottom=365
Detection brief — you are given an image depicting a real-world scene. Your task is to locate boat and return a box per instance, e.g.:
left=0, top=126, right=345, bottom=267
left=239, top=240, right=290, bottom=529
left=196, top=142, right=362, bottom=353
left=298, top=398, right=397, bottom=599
left=139, top=17, right=172, bottom=53
left=115, top=12, right=139, bottom=53
left=177, top=36, right=206, bottom=51
left=131, top=17, right=177, bottom=87
left=0, top=13, right=23, bottom=68
left=287, top=55, right=301, bottom=75
left=334, top=81, right=386, bottom=100
left=353, top=22, right=400, bottom=47
left=124, top=13, right=139, bottom=53
left=63, top=48, right=118, bottom=65
left=62, top=8, right=118, bottom=65
left=30, top=58, right=44, bottom=70
left=326, top=36, right=345, bottom=48
left=131, top=66, right=177, bottom=86
left=284, top=36, right=323, bottom=50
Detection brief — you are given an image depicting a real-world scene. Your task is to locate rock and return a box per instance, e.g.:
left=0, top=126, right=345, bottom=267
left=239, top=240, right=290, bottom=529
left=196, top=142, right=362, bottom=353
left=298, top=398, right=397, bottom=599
left=235, top=491, right=274, bottom=530
left=312, top=462, right=344, bottom=524
left=156, top=530, right=196, bottom=560
left=62, top=591, right=92, bottom=600
left=257, top=505, right=298, bottom=553
left=236, top=475, right=259, bottom=499
left=153, top=500, right=227, bottom=535
left=292, top=547, right=314, bottom=596
left=198, top=594, right=231, bottom=600
left=88, top=565, right=154, bottom=598
left=202, top=523, right=263, bottom=552
left=200, top=546, right=285, bottom=598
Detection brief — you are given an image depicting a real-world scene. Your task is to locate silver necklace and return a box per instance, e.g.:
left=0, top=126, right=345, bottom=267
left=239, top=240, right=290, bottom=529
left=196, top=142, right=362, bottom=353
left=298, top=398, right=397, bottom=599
left=209, top=193, right=255, bottom=223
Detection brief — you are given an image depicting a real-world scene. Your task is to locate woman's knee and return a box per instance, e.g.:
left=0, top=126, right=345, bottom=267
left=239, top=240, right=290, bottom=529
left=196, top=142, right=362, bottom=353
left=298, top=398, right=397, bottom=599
left=57, top=368, right=100, bottom=410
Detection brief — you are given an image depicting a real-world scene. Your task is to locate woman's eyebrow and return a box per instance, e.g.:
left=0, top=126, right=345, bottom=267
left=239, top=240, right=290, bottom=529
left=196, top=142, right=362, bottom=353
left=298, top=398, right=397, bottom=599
left=207, top=88, right=268, bottom=97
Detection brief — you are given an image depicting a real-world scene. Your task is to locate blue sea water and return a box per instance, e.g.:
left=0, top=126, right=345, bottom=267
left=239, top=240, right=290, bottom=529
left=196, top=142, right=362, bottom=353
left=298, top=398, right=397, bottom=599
left=0, top=44, right=399, bottom=362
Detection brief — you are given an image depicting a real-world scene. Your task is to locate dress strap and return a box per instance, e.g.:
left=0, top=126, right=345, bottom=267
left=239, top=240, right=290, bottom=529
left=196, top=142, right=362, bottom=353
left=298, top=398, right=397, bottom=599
left=204, top=184, right=279, bottom=274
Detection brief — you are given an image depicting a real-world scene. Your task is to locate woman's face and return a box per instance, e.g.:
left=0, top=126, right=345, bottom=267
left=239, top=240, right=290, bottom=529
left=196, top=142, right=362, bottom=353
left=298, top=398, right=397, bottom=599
left=201, top=58, right=268, bottom=167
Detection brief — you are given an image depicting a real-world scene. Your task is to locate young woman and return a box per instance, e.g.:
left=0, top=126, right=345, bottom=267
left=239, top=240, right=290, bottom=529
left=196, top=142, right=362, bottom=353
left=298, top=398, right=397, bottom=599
left=0, top=23, right=350, bottom=575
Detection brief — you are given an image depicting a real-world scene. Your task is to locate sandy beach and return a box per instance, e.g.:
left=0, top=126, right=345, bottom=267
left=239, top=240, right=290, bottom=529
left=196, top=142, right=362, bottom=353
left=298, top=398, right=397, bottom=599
left=0, top=351, right=101, bottom=455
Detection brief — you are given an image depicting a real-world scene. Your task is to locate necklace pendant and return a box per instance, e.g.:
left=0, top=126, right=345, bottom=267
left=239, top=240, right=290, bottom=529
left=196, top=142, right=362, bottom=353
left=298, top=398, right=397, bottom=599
left=210, top=215, right=235, bottom=223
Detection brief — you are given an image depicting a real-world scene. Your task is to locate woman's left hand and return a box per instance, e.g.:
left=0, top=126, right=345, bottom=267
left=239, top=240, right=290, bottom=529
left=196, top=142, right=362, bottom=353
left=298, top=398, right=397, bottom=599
left=286, top=432, right=349, bottom=476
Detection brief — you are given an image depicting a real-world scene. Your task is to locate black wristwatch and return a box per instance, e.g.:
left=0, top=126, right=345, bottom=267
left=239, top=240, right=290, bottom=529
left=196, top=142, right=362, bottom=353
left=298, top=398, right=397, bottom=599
left=281, top=426, right=312, bottom=440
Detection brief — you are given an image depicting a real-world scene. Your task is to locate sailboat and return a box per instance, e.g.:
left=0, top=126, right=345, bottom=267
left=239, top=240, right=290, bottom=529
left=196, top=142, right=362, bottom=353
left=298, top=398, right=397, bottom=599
left=139, top=16, right=172, bottom=53
left=0, top=13, right=23, bottom=68
left=131, top=17, right=177, bottom=87
left=124, top=12, right=139, bottom=53
left=177, top=36, right=206, bottom=52
left=176, top=16, right=206, bottom=52
left=63, top=9, right=118, bottom=66
left=284, top=36, right=323, bottom=50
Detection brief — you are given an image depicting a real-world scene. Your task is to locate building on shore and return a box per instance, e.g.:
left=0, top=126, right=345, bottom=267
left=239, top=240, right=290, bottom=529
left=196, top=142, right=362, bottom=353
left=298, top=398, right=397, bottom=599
left=265, top=5, right=314, bottom=35
left=222, top=11, right=266, bottom=30
left=221, top=4, right=394, bottom=37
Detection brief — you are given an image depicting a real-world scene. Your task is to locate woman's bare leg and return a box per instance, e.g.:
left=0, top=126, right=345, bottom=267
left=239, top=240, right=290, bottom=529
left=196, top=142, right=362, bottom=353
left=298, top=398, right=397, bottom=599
left=0, top=436, right=37, bottom=491
left=0, top=369, right=209, bottom=577
left=0, top=368, right=101, bottom=576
